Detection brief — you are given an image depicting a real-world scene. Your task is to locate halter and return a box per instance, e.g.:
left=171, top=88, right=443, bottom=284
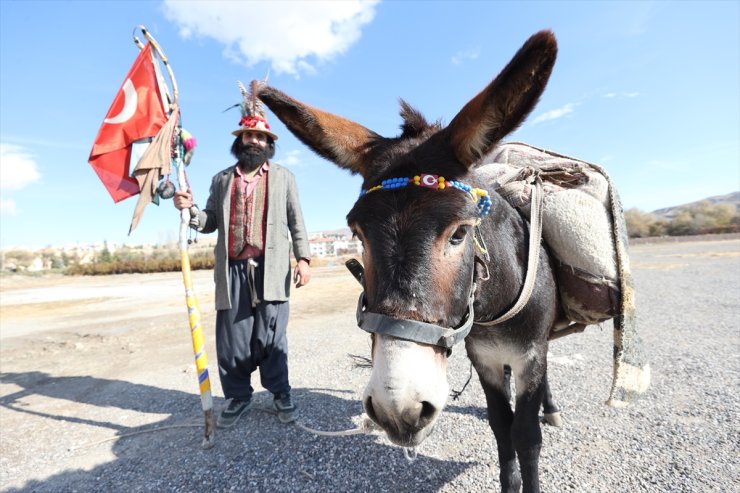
left=350, top=172, right=488, bottom=352
left=350, top=170, right=545, bottom=351
left=355, top=289, right=476, bottom=352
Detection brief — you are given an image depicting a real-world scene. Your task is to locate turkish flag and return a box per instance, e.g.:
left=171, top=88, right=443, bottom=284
left=88, top=44, right=168, bottom=202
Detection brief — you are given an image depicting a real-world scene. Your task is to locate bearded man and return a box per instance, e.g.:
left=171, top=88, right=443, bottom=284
left=173, top=84, right=311, bottom=428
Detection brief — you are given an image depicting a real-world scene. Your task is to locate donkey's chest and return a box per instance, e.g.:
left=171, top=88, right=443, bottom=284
left=465, top=335, right=542, bottom=373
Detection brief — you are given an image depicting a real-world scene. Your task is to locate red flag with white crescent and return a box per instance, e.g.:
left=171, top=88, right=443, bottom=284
left=88, top=44, right=168, bottom=202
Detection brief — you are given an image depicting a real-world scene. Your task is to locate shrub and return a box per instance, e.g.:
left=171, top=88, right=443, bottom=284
left=64, top=248, right=215, bottom=276
left=626, top=202, right=739, bottom=238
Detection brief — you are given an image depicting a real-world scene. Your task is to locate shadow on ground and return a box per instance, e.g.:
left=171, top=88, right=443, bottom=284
left=0, top=371, right=476, bottom=492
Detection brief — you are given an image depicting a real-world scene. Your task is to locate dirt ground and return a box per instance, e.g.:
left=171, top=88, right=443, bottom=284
left=0, top=264, right=364, bottom=491
left=1, top=239, right=738, bottom=492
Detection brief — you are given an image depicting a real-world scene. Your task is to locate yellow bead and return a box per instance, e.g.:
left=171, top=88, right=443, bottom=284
left=439, top=183, right=445, bottom=189
left=439, top=177, right=445, bottom=183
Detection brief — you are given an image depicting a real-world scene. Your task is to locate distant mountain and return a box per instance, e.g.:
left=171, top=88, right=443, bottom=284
left=652, top=191, right=740, bottom=219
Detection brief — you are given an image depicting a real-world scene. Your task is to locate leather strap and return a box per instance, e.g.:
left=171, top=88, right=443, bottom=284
left=355, top=291, right=475, bottom=349
left=475, top=176, right=544, bottom=326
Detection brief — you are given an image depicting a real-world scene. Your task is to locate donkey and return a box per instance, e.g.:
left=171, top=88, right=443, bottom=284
left=259, top=30, right=563, bottom=493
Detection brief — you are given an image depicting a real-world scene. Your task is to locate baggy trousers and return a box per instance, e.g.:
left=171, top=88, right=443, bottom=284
left=216, top=258, right=291, bottom=401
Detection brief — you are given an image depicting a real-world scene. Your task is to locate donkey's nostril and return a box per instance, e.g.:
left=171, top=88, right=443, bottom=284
left=418, top=401, right=437, bottom=427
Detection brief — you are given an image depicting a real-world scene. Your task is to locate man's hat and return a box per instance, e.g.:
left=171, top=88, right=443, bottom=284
left=231, top=80, right=278, bottom=140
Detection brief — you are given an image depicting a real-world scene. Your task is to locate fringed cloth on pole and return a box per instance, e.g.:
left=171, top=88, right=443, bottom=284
left=129, top=104, right=180, bottom=234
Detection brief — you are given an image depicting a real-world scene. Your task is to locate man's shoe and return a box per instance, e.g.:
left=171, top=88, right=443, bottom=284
left=273, top=392, right=297, bottom=423
left=217, top=398, right=252, bottom=429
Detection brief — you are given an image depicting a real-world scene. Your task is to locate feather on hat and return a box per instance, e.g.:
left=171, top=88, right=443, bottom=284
left=231, top=80, right=278, bottom=140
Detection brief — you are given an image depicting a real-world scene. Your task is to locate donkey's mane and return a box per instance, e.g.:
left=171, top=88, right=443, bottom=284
left=398, top=99, right=442, bottom=139
left=359, top=100, right=449, bottom=184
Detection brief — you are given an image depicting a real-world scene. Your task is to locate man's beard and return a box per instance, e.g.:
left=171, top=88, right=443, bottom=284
left=237, top=143, right=269, bottom=170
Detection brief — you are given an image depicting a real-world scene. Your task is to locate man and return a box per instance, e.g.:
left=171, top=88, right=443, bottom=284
left=173, top=84, right=311, bottom=429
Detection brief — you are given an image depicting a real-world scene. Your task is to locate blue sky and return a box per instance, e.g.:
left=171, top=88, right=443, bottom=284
left=1, top=0, right=738, bottom=249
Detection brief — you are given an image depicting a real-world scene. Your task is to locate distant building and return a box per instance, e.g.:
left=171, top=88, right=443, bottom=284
left=309, top=237, right=336, bottom=258
left=308, top=229, right=362, bottom=258
left=333, top=238, right=362, bottom=256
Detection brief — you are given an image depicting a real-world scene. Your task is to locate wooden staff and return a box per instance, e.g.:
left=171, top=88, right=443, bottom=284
left=134, top=25, right=216, bottom=449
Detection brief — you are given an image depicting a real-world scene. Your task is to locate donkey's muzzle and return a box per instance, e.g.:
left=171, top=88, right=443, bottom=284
left=363, top=395, right=439, bottom=447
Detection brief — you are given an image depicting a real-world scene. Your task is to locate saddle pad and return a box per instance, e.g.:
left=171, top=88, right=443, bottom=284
left=476, top=142, right=651, bottom=407
left=477, top=142, right=619, bottom=324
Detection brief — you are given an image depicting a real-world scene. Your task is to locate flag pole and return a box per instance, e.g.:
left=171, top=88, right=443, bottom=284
left=134, top=25, right=216, bottom=449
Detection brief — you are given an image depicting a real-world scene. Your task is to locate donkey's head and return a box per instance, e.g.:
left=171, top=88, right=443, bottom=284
left=258, top=31, right=557, bottom=446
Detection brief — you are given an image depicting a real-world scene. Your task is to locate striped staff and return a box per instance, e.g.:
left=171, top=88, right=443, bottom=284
left=133, top=25, right=216, bottom=449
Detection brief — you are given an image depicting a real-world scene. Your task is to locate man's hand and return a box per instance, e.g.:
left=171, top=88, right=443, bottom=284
left=173, top=188, right=194, bottom=210
left=294, top=259, right=311, bottom=288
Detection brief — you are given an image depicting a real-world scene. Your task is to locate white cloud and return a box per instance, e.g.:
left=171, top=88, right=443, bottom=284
left=451, top=48, right=480, bottom=65
left=602, top=91, right=640, bottom=99
left=281, top=149, right=302, bottom=166
left=531, top=103, right=575, bottom=125
left=0, top=198, right=17, bottom=215
left=0, top=143, right=41, bottom=191
left=163, top=0, right=379, bottom=76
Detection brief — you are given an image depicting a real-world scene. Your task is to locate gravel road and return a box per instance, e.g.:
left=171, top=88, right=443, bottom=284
left=1, top=238, right=738, bottom=492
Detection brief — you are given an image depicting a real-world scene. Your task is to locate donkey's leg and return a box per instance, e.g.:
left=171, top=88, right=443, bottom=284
left=542, top=369, right=562, bottom=427
left=480, top=369, right=521, bottom=493
left=513, top=362, right=547, bottom=493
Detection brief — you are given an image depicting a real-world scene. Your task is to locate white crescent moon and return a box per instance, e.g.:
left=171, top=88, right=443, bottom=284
left=422, top=174, right=437, bottom=186
left=104, top=78, right=137, bottom=124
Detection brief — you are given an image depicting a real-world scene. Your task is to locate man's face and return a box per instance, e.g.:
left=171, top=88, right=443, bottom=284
left=241, top=131, right=268, bottom=149
left=237, top=131, right=270, bottom=169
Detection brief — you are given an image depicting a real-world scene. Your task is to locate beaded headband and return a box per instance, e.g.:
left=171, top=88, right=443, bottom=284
left=361, top=173, right=492, bottom=216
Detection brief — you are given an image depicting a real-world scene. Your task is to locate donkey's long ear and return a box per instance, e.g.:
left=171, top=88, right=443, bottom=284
left=257, top=84, right=380, bottom=176
left=447, top=30, right=557, bottom=167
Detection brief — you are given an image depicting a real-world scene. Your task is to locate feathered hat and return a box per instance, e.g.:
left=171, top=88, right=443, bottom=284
left=231, top=80, right=278, bottom=140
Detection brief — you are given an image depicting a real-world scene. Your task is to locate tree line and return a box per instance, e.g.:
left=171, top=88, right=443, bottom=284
left=64, top=249, right=215, bottom=275
left=624, top=201, right=739, bottom=238
left=3, top=201, right=737, bottom=275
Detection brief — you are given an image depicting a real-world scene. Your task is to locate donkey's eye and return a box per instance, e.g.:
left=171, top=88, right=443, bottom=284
left=449, top=225, right=469, bottom=245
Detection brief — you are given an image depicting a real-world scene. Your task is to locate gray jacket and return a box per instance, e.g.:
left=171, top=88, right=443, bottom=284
left=191, top=162, right=311, bottom=310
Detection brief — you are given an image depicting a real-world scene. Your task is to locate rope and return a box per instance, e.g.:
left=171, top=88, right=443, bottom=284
left=450, top=361, right=474, bottom=400
left=68, top=422, right=203, bottom=452
left=293, top=415, right=380, bottom=437
left=69, top=409, right=379, bottom=452
left=250, top=405, right=380, bottom=436
left=68, top=406, right=423, bottom=461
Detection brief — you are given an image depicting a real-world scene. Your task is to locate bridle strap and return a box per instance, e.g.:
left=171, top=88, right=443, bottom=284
left=356, top=290, right=476, bottom=350
left=475, top=176, right=544, bottom=326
